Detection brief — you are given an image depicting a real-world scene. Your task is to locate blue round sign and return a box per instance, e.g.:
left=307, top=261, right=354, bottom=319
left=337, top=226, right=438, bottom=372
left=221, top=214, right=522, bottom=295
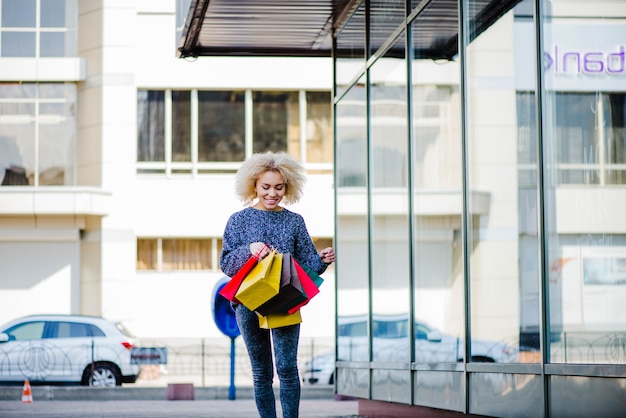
left=212, top=276, right=241, bottom=338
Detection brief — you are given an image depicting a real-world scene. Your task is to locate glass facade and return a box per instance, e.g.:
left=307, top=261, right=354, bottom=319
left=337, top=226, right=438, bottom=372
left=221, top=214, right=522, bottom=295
left=334, top=0, right=626, bottom=416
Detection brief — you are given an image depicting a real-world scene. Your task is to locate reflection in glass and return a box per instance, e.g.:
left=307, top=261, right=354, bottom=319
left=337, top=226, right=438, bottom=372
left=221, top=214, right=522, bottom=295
left=41, top=0, right=66, bottom=27
left=305, top=92, right=333, bottom=163
left=541, top=0, right=626, bottom=365
left=40, top=32, right=65, bottom=57
left=137, top=90, right=165, bottom=162
left=411, top=0, right=465, bottom=364
left=172, top=90, right=191, bottom=162
left=1, top=32, right=36, bottom=57
left=464, top=1, right=537, bottom=363
left=198, top=91, right=245, bottom=162
left=370, top=0, right=405, bottom=56
left=335, top=82, right=369, bottom=362
left=335, top=2, right=365, bottom=99
left=370, top=34, right=410, bottom=362
left=252, top=91, right=298, bottom=155
left=1, top=0, right=35, bottom=27
left=0, top=83, right=75, bottom=186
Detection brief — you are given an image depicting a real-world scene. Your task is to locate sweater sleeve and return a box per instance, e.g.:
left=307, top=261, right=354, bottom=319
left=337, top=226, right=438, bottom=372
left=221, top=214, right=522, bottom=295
left=220, top=213, right=254, bottom=277
left=292, top=213, right=328, bottom=276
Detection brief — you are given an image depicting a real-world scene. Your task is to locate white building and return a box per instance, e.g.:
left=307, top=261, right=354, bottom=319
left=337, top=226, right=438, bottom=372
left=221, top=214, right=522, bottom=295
left=0, top=0, right=335, bottom=340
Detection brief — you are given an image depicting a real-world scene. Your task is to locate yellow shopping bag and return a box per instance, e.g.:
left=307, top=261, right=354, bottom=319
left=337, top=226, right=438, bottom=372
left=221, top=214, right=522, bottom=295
left=258, top=309, right=302, bottom=329
left=235, top=251, right=282, bottom=311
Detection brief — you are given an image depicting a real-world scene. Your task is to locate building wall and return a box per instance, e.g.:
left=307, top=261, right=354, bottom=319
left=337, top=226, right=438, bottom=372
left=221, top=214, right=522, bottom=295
left=0, top=0, right=335, bottom=340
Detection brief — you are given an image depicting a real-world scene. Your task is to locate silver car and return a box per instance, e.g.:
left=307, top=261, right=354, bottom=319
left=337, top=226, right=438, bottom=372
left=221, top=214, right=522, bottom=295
left=302, top=317, right=518, bottom=385
left=0, top=314, right=140, bottom=386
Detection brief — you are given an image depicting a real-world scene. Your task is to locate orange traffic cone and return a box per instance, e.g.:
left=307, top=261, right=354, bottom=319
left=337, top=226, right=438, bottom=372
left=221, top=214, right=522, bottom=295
left=21, top=379, right=33, bottom=403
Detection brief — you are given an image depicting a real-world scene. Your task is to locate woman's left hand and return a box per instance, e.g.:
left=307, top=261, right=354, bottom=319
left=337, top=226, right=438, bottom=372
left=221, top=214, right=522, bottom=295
left=319, top=247, right=336, bottom=264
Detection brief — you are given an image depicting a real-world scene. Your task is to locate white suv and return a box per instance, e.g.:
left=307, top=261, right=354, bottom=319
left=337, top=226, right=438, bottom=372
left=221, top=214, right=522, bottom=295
left=0, top=314, right=140, bottom=386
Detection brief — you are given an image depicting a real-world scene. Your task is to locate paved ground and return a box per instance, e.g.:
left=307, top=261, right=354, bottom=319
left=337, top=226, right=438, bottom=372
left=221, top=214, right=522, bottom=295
left=0, top=399, right=361, bottom=418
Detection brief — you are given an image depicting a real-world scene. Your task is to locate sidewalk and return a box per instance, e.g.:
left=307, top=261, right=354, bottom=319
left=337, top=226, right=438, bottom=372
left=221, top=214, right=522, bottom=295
left=0, top=399, right=360, bottom=418
left=0, top=385, right=362, bottom=417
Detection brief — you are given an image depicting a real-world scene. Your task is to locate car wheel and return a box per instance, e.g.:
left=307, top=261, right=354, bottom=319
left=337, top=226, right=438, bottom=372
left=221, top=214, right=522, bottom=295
left=82, top=363, right=122, bottom=387
left=329, top=372, right=334, bottom=385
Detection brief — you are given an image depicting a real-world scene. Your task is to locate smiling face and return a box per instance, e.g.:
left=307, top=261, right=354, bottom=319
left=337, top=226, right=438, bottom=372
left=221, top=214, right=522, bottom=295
left=253, top=170, right=285, bottom=211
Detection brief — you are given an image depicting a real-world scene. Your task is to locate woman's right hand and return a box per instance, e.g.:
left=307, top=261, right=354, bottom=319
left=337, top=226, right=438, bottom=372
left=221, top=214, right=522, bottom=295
left=250, top=242, right=270, bottom=259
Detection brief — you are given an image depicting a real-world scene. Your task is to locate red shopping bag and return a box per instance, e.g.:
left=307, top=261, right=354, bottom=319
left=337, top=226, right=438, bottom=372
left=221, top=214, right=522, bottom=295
left=219, top=256, right=258, bottom=304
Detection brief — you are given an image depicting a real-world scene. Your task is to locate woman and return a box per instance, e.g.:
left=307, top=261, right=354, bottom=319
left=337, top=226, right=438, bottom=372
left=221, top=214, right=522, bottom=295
left=220, top=151, right=335, bottom=418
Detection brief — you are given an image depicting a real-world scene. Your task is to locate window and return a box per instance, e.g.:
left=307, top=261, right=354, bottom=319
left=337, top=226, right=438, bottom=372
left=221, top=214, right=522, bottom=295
left=137, top=238, right=219, bottom=271
left=253, top=91, right=298, bottom=155
left=306, top=92, right=333, bottom=164
left=198, top=90, right=245, bottom=163
left=137, top=90, right=165, bottom=164
left=0, top=0, right=77, bottom=58
left=137, top=89, right=333, bottom=174
left=517, top=92, right=626, bottom=185
left=5, top=321, right=45, bottom=340
left=0, top=82, right=76, bottom=186
left=54, top=321, right=104, bottom=338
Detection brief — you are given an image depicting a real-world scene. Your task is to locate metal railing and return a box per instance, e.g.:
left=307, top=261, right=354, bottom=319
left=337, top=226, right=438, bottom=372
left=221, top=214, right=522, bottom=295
left=133, top=337, right=334, bottom=387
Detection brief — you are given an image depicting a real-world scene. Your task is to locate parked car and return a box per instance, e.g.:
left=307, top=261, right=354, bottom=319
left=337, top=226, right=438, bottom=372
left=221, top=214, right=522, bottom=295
left=0, top=314, right=140, bottom=386
left=302, top=316, right=518, bottom=385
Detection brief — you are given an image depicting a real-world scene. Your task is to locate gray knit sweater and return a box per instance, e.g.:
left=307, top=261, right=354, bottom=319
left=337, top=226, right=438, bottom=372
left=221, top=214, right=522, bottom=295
left=220, top=207, right=328, bottom=277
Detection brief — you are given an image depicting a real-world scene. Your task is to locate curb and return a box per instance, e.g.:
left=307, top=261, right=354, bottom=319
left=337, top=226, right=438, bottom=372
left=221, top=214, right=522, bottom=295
left=0, top=385, right=335, bottom=402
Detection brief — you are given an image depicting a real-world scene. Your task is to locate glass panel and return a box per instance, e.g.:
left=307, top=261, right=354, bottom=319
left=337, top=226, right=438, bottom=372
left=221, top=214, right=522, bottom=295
left=1, top=0, right=36, bottom=27
left=137, top=90, right=165, bottom=162
left=414, top=371, right=464, bottom=412
left=39, top=99, right=75, bottom=186
left=464, top=0, right=536, bottom=364
left=137, top=239, right=158, bottom=270
left=1, top=32, right=36, bottom=57
left=172, top=90, right=191, bottom=162
left=370, top=34, right=410, bottom=363
left=335, top=80, right=369, bottom=362
left=469, top=373, right=543, bottom=417
left=305, top=91, right=333, bottom=163
left=252, top=91, right=298, bottom=156
left=411, top=1, right=465, bottom=364
left=40, top=0, right=65, bottom=28
left=541, top=0, right=626, bottom=365
left=176, top=0, right=192, bottom=44
left=370, top=0, right=405, bottom=56
left=335, top=2, right=365, bottom=99
left=56, top=322, right=89, bottom=338
left=6, top=322, right=44, bottom=340
left=549, top=375, right=626, bottom=417
left=40, top=0, right=65, bottom=27
left=0, top=83, right=36, bottom=186
left=39, top=32, right=65, bottom=57
left=371, top=369, right=411, bottom=403
left=198, top=90, right=245, bottom=162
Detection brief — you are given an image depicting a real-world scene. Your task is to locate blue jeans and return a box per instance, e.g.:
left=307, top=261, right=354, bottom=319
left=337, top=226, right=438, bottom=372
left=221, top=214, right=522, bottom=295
left=233, top=303, right=301, bottom=418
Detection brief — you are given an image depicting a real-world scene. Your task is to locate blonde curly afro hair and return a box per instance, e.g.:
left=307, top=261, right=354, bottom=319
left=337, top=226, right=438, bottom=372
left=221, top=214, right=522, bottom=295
left=235, top=151, right=306, bottom=206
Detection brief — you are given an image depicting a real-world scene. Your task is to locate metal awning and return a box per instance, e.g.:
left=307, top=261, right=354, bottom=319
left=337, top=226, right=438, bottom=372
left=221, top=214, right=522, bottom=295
left=177, top=0, right=523, bottom=60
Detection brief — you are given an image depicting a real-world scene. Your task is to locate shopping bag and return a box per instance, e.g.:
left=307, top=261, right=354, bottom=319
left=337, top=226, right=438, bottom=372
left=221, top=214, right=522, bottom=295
left=258, top=309, right=302, bottom=329
left=235, top=251, right=282, bottom=311
left=287, top=259, right=324, bottom=315
left=255, top=254, right=307, bottom=316
left=219, top=256, right=258, bottom=303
